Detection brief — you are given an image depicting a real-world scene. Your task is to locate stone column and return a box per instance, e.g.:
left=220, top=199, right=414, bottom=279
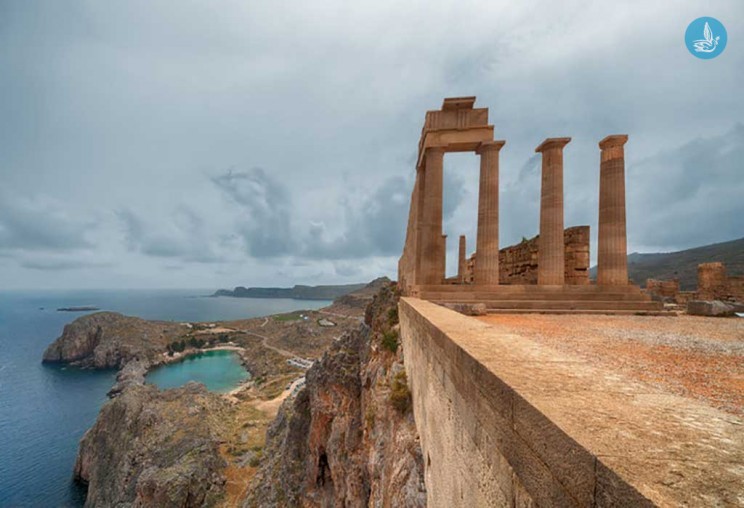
left=597, top=135, right=629, bottom=286
left=474, top=140, right=505, bottom=285
left=535, top=137, right=571, bottom=285
left=418, top=147, right=445, bottom=285
left=441, top=234, right=447, bottom=282
left=457, top=235, right=467, bottom=283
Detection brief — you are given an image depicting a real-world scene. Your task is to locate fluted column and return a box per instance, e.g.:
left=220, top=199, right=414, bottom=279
left=441, top=234, right=447, bottom=282
left=457, top=235, right=467, bottom=283
left=475, top=140, right=505, bottom=285
left=418, top=147, right=445, bottom=285
left=535, top=137, right=571, bottom=285
left=597, top=135, right=629, bottom=286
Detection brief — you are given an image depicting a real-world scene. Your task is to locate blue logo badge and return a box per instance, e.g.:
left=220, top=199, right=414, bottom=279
left=685, top=17, right=727, bottom=59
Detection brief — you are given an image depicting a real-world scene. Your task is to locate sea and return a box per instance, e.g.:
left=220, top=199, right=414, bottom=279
left=0, top=289, right=330, bottom=507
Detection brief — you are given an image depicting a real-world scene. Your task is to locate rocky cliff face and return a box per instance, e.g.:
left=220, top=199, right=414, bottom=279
left=74, top=382, right=229, bottom=507
left=244, top=283, right=426, bottom=507
left=42, top=312, right=180, bottom=369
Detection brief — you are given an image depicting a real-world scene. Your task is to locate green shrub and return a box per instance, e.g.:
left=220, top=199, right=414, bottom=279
left=387, top=306, right=399, bottom=325
left=381, top=329, right=399, bottom=353
left=389, top=371, right=411, bottom=414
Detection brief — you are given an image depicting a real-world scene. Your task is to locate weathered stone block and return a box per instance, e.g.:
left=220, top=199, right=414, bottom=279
left=686, top=300, right=736, bottom=317
left=441, top=302, right=487, bottom=316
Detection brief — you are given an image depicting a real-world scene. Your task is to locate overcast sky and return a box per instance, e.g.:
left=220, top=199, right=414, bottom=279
left=1, top=0, right=742, bottom=289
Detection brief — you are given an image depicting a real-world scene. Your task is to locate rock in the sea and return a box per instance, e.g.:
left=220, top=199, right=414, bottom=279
left=42, top=312, right=180, bottom=369
left=74, top=382, right=228, bottom=507
left=687, top=300, right=736, bottom=317
left=245, top=282, right=425, bottom=508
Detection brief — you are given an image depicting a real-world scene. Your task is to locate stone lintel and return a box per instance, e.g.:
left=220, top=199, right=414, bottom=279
left=442, top=96, right=477, bottom=111
left=476, top=140, right=506, bottom=154
left=535, top=137, right=572, bottom=153
left=598, top=134, right=629, bottom=150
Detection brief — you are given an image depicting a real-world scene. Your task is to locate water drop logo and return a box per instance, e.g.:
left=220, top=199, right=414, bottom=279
left=685, top=17, right=727, bottom=59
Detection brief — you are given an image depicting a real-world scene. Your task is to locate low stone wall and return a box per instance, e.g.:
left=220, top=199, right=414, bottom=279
left=645, top=278, right=680, bottom=299
left=464, top=226, right=589, bottom=285
left=698, top=262, right=744, bottom=301
left=399, top=297, right=743, bottom=507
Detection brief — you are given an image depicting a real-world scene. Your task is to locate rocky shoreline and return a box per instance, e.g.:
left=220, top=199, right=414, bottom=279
left=42, top=278, right=421, bottom=507
left=43, top=280, right=418, bottom=506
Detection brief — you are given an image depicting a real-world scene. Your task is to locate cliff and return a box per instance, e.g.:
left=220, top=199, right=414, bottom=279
left=244, top=282, right=426, bottom=507
left=74, top=382, right=229, bottom=507
left=214, top=283, right=367, bottom=300
left=329, top=276, right=391, bottom=310
left=42, top=312, right=182, bottom=369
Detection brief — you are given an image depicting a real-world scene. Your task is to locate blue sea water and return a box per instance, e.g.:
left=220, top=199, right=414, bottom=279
left=0, top=289, right=330, bottom=507
left=146, top=349, right=249, bottom=393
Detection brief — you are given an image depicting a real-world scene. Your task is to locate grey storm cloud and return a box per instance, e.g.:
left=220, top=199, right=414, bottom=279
left=0, top=195, right=93, bottom=252
left=118, top=207, right=225, bottom=263
left=0, top=0, right=742, bottom=288
left=211, top=168, right=295, bottom=258
left=627, top=124, right=744, bottom=250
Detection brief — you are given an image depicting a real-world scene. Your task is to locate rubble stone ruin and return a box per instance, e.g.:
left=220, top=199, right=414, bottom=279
left=398, top=97, right=662, bottom=313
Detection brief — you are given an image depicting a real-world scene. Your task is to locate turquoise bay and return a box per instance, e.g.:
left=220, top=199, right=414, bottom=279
left=146, top=349, right=249, bottom=392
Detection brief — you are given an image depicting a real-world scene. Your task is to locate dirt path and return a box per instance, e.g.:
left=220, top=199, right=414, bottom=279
left=240, top=330, right=296, bottom=358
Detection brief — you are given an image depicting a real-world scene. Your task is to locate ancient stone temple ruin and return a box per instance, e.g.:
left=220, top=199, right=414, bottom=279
left=398, top=97, right=661, bottom=313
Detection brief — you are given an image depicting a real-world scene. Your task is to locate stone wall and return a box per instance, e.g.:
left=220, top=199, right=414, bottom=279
left=464, top=226, right=589, bottom=285
left=697, top=262, right=744, bottom=301
left=645, top=278, right=680, bottom=299
left=643, top=262, right=744, bottom=304
left=399, top=297, right=744, bottom=507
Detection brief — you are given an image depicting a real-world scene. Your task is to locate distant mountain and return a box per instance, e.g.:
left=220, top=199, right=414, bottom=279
left=589, top=237, right=744, bottom=290
left=213, top=282, right=369, bottom=300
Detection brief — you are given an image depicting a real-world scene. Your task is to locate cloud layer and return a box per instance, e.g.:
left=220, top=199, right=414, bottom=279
left=0, top=0, right=742, bottom=288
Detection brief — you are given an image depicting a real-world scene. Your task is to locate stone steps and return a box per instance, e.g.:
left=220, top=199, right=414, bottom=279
left=421, top=291, right=649, bottom=301
left=430, top=299, right=662, bottom=311
left=418, top=284, right=644, bottom=295
left=484, top=308, right=672, bottom=316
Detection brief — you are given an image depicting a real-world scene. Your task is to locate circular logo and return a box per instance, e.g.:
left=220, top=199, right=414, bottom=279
left=685, top=17, right=727, bottom=59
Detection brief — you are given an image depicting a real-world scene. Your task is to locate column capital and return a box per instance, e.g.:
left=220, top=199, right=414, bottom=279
left=476, top=140, right=506, bottom=154
left=598, top=134, right=628, bottom=150
left=535, top=137, right=571, bottom=153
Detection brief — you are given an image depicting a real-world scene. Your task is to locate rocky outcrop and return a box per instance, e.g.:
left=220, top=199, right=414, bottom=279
left=244, top=282, right=426, bottom=507
left=42, top=312, right=180, bottom=369
left=331, top=277, right=392, bottom=310
left=107, top=359, right=150, bottom=397
left=74, top=382, right=228, bottom=507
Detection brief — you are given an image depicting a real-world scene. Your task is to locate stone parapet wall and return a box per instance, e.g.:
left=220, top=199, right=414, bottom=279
left=463, top=226, right=589, bottom=285
left=399, top=297, right=743, bottom=507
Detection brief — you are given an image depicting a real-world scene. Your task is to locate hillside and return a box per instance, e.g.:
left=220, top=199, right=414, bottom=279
left=590, top=237, right=744, bottom=290
left=213, top=282, right=368, bottom=300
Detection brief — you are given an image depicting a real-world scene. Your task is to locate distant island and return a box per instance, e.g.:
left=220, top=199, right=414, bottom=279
left=57, top=306, right=100, bottom=312
left=213, top=282, right=368, bottom=300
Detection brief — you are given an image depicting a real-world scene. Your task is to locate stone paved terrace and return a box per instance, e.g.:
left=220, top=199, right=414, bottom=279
left=400, top=298, right=744, bottom=507
left=477, top=313, right=744, bottom=417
